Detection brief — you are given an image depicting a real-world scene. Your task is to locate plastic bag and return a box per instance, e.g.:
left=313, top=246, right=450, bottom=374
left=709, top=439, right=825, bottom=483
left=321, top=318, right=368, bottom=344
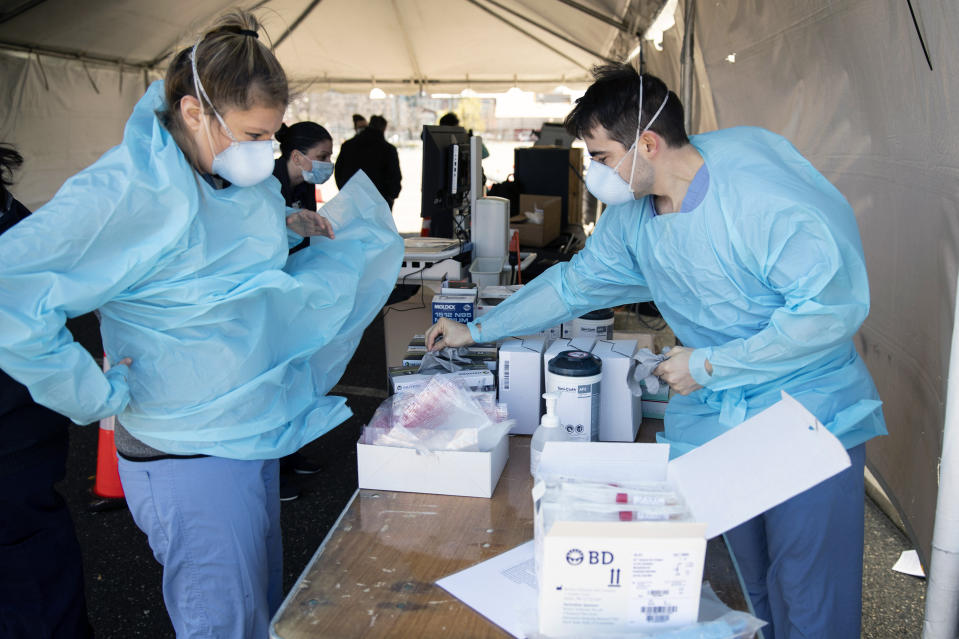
left=361, top=375, right=512, bottom=452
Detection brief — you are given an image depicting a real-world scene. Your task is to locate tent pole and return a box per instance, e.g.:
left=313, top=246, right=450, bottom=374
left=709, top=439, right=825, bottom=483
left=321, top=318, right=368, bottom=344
left=923, top=276, right=959, bottom=638
left=679, top=0, right=696, bottom=132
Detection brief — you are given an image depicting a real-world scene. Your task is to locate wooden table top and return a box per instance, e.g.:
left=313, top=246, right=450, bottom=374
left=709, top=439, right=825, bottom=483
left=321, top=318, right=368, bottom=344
left=270, top=435, right=748, bottom=638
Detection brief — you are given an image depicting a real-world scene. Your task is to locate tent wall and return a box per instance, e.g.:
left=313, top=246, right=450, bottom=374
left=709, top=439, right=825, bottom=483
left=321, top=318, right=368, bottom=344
left=0, top=51, right=158, bottom=210
left=647, top=0, right=958, bottom=567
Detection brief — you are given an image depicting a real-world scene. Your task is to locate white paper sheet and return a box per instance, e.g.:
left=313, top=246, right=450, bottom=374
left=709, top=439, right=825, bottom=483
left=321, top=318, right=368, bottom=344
left=435, top=541, right=537, bottom=639
left=892, top=550, right=926, bottom=577
left=537, top=441, right=670, bottom=483
left=667, top=392, right=852, bottom=539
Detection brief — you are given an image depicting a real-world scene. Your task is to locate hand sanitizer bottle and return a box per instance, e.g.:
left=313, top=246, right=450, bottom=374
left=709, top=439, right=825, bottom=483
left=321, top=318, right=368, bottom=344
left=531, top=393, right=565, bottom=478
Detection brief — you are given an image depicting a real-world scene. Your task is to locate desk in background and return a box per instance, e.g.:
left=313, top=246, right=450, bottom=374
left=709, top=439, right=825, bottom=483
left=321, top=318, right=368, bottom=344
left=270, top=435, right=750, bottom=638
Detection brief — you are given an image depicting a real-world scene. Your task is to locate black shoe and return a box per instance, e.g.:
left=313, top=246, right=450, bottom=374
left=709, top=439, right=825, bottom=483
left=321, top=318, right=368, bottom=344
left=282, top=451, right=323, bottom=475
left=279, top=480, right=300, bottom=502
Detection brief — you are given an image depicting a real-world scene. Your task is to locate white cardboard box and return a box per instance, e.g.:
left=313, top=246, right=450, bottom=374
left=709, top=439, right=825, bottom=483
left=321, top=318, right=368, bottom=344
left=498, top=337, right=548, bottom=434
left=540, top=521, right=707, bottom=635
left=535, top=393, right=853, bottom=635
left=390, top=369, right=495, bottom=395
left=431, top=294, right=475, bottom=324
left=592, top=339, right=642, bottom=442
left=356, top=433, right=510, bottom=498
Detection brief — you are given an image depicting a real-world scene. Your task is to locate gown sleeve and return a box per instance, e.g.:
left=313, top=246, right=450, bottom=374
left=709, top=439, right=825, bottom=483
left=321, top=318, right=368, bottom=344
left=689, top=204, right=870, bottom=389
left=469, top=204, right=653, bottom=343
left=0, top=156, right=187, bottom=424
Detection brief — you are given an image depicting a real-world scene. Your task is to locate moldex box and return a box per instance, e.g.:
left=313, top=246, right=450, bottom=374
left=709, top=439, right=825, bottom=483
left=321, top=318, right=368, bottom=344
left=431, top=295, right=475, bottom=324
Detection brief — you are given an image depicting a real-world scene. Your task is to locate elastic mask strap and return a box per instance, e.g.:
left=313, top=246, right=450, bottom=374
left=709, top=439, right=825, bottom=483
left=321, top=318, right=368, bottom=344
left=628, top=75, right=670, bottom=192
left=190, top=38, right=238, bottom=151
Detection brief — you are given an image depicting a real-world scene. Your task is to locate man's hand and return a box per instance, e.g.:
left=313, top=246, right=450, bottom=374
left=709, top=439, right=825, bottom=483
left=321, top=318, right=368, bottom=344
left=653, top=346, right=706, bottom=396
left=286, top=209, right=335, bottom=239
left=425, top=318, right=475, bottom=351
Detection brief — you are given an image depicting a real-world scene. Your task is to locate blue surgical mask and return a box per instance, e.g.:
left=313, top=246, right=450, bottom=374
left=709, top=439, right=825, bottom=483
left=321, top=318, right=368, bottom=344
left=190, top=42, right=275, bottom=188
left=585, top=76, right=670, bottom=205
left=302, top=159, right=334, bottom=185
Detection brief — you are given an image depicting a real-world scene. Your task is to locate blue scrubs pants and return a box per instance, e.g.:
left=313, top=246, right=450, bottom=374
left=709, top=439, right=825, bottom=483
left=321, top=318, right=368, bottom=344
left=724, top=444, right=866, bottom=639
left=118, top=455, right=282, bottom=639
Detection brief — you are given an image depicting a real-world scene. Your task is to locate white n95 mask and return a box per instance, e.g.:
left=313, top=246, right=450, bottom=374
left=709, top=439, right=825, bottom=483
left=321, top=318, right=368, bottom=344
left=302, top=160, right=334, bottom=185
left=585, top=147, right=637, bottom=205
left=585, top=76, right=670, bottom=205
left=190, top=42, right=275, bottom=187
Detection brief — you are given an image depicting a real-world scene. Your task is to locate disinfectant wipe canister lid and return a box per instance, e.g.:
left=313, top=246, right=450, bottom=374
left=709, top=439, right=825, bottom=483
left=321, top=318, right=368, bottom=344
left=578, top=308, right=614, bottom=321
left=547, top=350, right=602, bottom=377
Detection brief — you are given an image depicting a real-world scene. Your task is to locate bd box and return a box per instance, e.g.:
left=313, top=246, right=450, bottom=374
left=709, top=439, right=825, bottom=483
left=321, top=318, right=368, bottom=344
left=356, top=433, right=509, bottom=498
left=431, top=294, right=475, bottom=324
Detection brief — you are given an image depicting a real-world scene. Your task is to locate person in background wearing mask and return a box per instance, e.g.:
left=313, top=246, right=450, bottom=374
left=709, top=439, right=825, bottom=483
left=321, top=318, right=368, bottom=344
left=272, top=121, right=333, bottom=499
left=425, top=64, right=885, bottom=639
left=0, top=144, right=94, bottom=638
left=0, top=10, right=401, bottom=638
left=335, top=114, right=402, bottom=210
left=273, top=122, right=333, bottom=253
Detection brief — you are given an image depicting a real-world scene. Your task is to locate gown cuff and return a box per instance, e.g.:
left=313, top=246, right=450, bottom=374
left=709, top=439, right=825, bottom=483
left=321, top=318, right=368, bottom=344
left=689, top=347, right=714, bottom=387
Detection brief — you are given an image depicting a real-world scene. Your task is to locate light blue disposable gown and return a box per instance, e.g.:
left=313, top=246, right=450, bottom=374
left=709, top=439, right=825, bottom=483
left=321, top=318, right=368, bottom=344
left=0, top=81, right=403, bottom=459
left=470, top=127, right=885, bottom=456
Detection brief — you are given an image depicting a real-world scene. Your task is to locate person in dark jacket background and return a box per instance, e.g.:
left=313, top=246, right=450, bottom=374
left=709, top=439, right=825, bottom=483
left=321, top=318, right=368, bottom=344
left=334, top=115, right=402, bottom=209
left=0, top=143, right=94, bottom=638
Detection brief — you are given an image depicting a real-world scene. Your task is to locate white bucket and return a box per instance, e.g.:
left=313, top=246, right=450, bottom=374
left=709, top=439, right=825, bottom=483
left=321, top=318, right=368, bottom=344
left=470, top=256, right=505, bottom=288
left=472, top=197, right=510, bottom=259
left=545, top=350, right=602, bottom=442
left=572, top=308, right=614, bottom=341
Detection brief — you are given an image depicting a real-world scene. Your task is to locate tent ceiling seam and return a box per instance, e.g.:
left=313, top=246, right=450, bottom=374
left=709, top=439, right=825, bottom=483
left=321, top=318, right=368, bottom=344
left=0, top=41, right=158, bottom=71
left=554, top=0, right=632, bottom=33
left=465, top=0, right=589, bottom=71
left=0, top=0, right=48, bottom=25
left=390, top=0, right=425, bottom=86
left=274, top=0, right=324, bottom=49
left=481, top=0, right=616, bottom=63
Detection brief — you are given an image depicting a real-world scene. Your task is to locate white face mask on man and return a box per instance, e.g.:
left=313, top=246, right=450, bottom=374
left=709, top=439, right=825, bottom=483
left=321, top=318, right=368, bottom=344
left=190, top=42, right=275, bottom=187
left=584, top=76, right=670, bottom=206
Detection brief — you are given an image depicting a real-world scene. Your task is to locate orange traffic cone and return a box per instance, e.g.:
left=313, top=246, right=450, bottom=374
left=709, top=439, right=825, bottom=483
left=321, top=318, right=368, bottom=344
left=88, top=355, right=126, bottom=512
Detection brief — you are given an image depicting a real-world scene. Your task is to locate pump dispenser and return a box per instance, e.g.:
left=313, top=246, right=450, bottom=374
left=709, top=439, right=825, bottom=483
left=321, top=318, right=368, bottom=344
left=531, top=393, right=566, bottom=477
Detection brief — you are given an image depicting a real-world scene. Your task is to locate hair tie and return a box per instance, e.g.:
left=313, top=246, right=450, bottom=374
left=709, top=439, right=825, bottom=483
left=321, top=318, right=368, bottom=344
left=238, top=29, right=259, bottom=39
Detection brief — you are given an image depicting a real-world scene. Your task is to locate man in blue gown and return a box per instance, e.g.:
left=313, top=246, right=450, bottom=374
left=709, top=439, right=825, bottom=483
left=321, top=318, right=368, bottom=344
left=426, top=65, right=885, bottom=639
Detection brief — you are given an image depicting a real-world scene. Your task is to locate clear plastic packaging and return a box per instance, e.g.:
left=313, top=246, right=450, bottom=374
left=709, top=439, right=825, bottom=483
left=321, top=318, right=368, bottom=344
left=360, top=375, right=512, bottom=452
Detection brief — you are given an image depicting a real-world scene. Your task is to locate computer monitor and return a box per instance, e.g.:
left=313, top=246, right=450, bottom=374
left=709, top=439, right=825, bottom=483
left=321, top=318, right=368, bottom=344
left=421, top=125, right=470, bottom=238
left=534, top=122, right=574, bottom=148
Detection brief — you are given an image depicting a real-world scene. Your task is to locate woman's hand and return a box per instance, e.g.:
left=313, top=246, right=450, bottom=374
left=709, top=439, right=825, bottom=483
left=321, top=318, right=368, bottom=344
left=286, top=209, right=335, bottom=239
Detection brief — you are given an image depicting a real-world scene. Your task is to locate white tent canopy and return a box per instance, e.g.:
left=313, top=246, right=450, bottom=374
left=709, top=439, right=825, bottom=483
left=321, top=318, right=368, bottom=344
left=0, top=0, right=661, bottom=92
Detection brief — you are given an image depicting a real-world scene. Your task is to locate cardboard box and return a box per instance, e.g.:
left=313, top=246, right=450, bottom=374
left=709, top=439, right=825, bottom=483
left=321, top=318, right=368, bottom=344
left=356, top=432, right=509, bottom=498
left=591, top=339, right=642, bottom=442
left=431, top=294, right=475, bottom=324
left=389, top=367, right=495, bottom=395
left=540, top=521, right=707, bottom=635
left=498, top=337, right=549, bottom=434
left=510, top=194, right=561, bottom=248
left=535, top=394, right=854, bottom=635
